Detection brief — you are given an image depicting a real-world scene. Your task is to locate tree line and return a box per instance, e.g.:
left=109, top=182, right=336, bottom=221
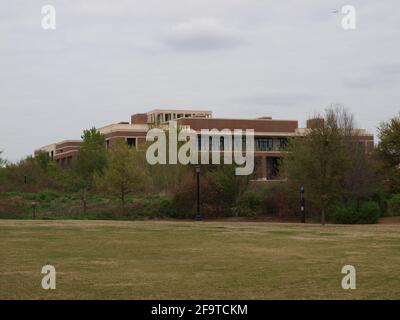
left=1, top=106, right=400, bottom=223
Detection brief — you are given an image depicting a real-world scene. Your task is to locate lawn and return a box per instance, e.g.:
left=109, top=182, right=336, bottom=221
left=0, top=220, right=399, bottom=299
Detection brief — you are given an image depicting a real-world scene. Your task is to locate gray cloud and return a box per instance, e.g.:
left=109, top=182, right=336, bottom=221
left=347, top=64, right=400, bottom=89
left=235, top=92, right=320, bottom=107
left=162, top=19, right=245, bottom=51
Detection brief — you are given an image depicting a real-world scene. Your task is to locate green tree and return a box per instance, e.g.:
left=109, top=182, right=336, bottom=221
left=74, top=127, right=107, bottom=212
left=96, top=140, right=150, bottom=213
left=2, top=156, right=46, bottom=191
left=35, top=151, right=52, bottom=172
left=378, top=114, right=400, bottom=192
left=283, top=106, right=383, bottom=224
left=378, top=114, right=400, bottom=167
left=282, top=107, right=351, bottom=225
left=146, top=123, right=191, bottom=193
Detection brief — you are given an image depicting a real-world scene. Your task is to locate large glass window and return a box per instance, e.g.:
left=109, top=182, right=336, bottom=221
left=276, top=137, right=287, bottom=149
left=256, top=138, right=273, bottom=151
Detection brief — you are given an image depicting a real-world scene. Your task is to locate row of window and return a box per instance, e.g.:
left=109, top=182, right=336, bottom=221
left=196, top=136, right=287, bottom=151
left=105, top=138, right=137, bottom=149
left=105, top=136, right=287, bottom=151
left=255, top=137, right=287, bottom=151
left=151, top=112, right=211, bottom=123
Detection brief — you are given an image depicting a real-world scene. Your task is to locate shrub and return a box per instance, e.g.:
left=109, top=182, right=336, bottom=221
left=173, top=165, right=249, bottom=218
left=236, top=191, right=263, bottom=217
left=159, top=197, right=177, bottom=217
left=330, top=201, right=380, bottom=224
left=388, top=194, right=400, bottom=216
left=34, top=189, right=61, bottom=202
left=357, top=201, right=380, bottom=224
left=330, top=203, right=358, bottom=224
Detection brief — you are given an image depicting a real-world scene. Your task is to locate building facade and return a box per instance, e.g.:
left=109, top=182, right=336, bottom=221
left=34, top=109, right=374, bottom=180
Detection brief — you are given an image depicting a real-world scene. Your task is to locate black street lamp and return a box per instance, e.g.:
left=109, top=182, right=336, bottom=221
left=195, top=165, right=202, bottom=221
left=31, top=201, right=37, bottom=219
left=300, top=185, right=305, bottom=223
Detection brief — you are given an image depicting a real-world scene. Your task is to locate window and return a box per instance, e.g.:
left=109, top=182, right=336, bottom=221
left=220, top=136, right=225, bottom=151
left=256, top=138, right=267, bottom=151
left=127, top=138, right=136, bottom=148
left=197, top=135, right=202, bottom=150
left=256, top=138, right=273, bottom=151
left=276, top=138, right=287, bottom=149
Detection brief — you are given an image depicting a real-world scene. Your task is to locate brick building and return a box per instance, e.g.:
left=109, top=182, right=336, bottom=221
left=34, top=109, right=374, bottom=180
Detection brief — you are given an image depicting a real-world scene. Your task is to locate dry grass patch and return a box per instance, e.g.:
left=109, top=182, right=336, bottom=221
left=0, top=220, right=399, bottom=299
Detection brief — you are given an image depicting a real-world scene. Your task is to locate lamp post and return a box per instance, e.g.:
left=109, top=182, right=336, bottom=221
left=195, top=165, right=202, bottom=221
left=31, top=201, right=37, bottom=220
left=300, top=185, right=305, bottom=223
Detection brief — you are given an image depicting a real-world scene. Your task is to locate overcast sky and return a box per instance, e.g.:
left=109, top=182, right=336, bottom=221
left=1, top=1, right=399, bottom=161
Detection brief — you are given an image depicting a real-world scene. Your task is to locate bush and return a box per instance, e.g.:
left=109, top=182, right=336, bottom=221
left=357, top=201, right=380, bottom=224
left=159, top=197, right=177, bottom=217
left=236, top=191, right=263, bottom=217
left=330, top=201, right=380, bottom=224
left=34, top=189, right=61, bottom=202
left=173, top=165, right=249, bottom=218
left=330, top=203, right=358, bottom=224
left=387, top=194, right=400, bottom=216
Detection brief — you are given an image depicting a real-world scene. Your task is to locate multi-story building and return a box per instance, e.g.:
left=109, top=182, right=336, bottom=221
left=34, top=109, right=374, bottom=180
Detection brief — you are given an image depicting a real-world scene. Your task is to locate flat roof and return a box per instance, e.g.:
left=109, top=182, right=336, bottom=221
left=177, top=117, right=297, bottom=122
left=146, top=109, right=213, bottom=114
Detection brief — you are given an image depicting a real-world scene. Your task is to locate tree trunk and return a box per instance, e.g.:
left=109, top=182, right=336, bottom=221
left=121, top=190, right=125, bottom=216
left=321, top=207, right=326, bottom=226
left=83, top=187, right=87, bottom=215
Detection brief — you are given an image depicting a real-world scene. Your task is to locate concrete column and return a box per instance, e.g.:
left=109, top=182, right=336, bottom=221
left=261, top=156, right=267, bottom=180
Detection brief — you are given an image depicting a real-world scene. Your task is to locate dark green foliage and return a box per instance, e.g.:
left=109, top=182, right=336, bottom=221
left=234, top=182, right=297, bottom=218
left=95, top=140, right=151, bottom=213
left=378, top=114, right=400, bottom=167
left=330, top=201, right=380, bottom=224
left=74, top=127, right=107, bottom=185
left=0, top=192, right=176, bottom=220
left=35, top=152, right=52, bottom=172
left=282, top=106, right=383, bottom=224
left=387, top=194, right=400, bottom=216
left=378, top=114, right=400, bottom=193
left=159, top=197, right=177, bottom=217
left=236, top=190, right=264, bottom=217
left=358, top=202, right=381, bottom=224
left=282, top=107, right=350, bottom=224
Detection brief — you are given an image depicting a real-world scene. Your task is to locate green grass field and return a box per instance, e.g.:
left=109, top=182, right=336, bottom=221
left=0, top=220, right=399, bottom=299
